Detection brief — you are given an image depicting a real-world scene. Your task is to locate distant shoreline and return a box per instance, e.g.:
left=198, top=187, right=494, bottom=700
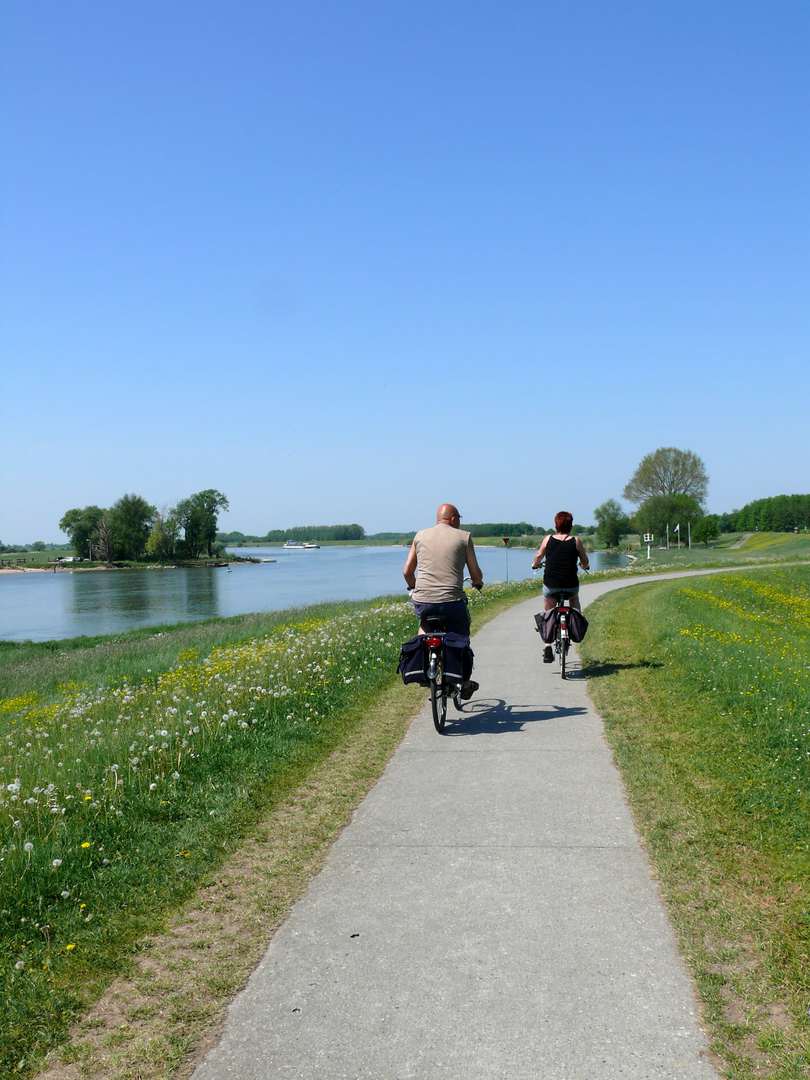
left=0, top=559, right=258, bottom=576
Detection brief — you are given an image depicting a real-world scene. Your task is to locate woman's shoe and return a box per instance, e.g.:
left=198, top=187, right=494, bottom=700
left=543, top=646, right=554, bottom=663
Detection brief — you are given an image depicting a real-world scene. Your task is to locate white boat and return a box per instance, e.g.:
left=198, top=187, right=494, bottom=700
left=283, top=540, right=304, bottom=549
left=303, top=542, right=320, bottom=549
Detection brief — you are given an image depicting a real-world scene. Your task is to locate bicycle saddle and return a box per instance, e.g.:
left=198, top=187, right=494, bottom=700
left=422, top=614, right=446, bottom=632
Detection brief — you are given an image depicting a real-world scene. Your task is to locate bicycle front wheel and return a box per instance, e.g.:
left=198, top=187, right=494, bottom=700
left=430, top=667, right=448, bottom=733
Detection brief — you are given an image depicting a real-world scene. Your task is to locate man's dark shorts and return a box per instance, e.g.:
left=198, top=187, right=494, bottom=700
left=412, top=599, right=470, bottom=637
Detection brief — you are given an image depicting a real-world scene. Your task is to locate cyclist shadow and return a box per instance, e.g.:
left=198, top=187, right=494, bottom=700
left=445, top=698, right=587, bottom=736
left=570, top=659, right=664, bottom=680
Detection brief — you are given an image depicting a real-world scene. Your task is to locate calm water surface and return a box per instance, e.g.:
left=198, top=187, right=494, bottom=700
left=0, top=546, right=628, bottom=642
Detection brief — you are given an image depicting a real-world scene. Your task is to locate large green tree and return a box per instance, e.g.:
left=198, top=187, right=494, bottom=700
left=58, top=506, right=105, bottom=558
left=108, top=494, right=156, bottom=561
left=624, top=447, right=708, bottom=506
left=177, top=489, right=229, bottom=558
left=593, top=499, right=631, bottom=549
left=632, top=494, right=703, bottom=540
left=692, top=514, right=720, bottom=546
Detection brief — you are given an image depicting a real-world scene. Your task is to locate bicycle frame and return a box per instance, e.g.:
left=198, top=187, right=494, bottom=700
left=424, top=632, right=444, bottom=682
left=553, top=598, right=571, bottom=679
left=420, top=618, right=464, bottom=732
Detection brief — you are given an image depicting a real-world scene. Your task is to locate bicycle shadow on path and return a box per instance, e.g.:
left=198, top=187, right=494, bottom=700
left=443, top=698, right=587, bottom=736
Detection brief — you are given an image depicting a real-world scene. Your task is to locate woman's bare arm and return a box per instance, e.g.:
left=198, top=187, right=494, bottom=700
left=531, top=535, right=549, bottom=570
left=575, top=536, right=590, bottom=570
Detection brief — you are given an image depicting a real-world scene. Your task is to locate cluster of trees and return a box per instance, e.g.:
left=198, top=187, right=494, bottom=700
left=59, top=490, right=229, bottom=563
left=719, top=494, right=810, bottom=533
left=221, top=524, right=365, bottom=544
left=594, top=447, right=715, bottom=547
left=264, top=524, right=365, bottom=542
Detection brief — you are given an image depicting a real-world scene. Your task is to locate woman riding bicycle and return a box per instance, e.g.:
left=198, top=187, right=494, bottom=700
left=532, top=511, right=590, bottom=663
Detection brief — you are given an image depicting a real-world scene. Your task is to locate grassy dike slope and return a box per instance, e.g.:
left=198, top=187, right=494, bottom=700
left=0, top=582, right=539, bottom=1078
left=580, top=566, right=810, bottom=1080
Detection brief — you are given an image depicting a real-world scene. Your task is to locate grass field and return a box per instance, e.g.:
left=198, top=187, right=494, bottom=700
left=580, top=566, right=810, bottom=1079
left=0, top=549, right=71, bottom=568
left=0, top=580, right=541, bottom=1077
left=736, top=532, right=810, bottom=554
left=625, top=531, right=810, bottom=570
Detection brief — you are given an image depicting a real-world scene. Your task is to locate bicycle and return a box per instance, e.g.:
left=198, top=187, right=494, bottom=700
left=421, top=614, right=463, bottom=732
left=535, top=566, right=589, bottom=680
left=549, top=596, right=573, bottom=679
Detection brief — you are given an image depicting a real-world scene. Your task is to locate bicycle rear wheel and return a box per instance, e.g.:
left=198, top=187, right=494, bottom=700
left=430, top=666, right=448, bottom=733
left=559, top=631, right=566, bottom=679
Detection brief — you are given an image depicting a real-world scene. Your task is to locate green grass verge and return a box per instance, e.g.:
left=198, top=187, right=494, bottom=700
left=626, top=532, right=810, bottom=569
left=580, top=567, right=810, bottom=1079
left=0, top=580, right=537, bottom=1076
left=738, top=533, right=810, bottom=554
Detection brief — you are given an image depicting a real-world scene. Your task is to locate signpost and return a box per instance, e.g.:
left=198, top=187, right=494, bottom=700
left=643, top=533, right=654, bottom=560
left=502, top=536, right=511, bottom=583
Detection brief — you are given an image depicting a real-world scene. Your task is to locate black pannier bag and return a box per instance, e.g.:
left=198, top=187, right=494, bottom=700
left=397, top=636, right=429, bottom=686
left=534, top=610, right=559, bottom=643
left=534, top=608, right=589, bottom=643
left=443, top=632, right=474, bottom=684
left=567, top=608, right=589, bottom=642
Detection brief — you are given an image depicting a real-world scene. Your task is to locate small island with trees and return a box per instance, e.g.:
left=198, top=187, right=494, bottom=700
left=58, top=489, right=230, bottom=567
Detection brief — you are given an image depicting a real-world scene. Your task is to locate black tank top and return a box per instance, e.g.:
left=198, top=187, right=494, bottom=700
left=543, top=536, right=579, bottom=589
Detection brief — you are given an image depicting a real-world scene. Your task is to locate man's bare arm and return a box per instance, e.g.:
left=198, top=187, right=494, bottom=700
left=531, top=535, right=549, bottom=570
left=576, top=536, right=590, bottom=570
left=466, top=538, right=484, bottom=589
left=403, top=542, right=417, bottom=589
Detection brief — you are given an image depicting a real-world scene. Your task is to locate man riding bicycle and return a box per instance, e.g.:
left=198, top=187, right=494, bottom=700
left=403, top=503, right=483, bottom=697
left=532, top=510, right=590, bottom=663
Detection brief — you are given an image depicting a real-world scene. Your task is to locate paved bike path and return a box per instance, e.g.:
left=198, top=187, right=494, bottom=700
left=195, top=571, right=726, bottom=1079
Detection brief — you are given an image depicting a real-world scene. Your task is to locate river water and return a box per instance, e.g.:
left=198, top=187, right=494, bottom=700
left=0, top=546, right=628, bottom=643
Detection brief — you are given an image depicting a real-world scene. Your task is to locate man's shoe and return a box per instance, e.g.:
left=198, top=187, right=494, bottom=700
left=543, top=646, right=554, bottom=663
left=460, top=679, right=479, bottom=700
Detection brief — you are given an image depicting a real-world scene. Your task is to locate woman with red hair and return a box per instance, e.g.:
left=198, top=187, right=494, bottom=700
left=531, top=511, right=590, bottom=663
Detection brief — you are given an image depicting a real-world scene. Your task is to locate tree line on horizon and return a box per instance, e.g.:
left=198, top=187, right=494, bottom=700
left=59, top=490, right=229, bottom=563
left=218, top=521, right=598, bottom=546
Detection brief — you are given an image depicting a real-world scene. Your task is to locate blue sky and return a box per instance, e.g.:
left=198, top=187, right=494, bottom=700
left=2, top=1, right=808, bottom=541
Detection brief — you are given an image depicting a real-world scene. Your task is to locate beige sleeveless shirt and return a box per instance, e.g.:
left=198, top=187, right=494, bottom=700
left=411, top=524, right=471, bottom=603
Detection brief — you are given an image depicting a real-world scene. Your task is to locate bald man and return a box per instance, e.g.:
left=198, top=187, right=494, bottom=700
left=403, top=504, right=483, bottom=643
